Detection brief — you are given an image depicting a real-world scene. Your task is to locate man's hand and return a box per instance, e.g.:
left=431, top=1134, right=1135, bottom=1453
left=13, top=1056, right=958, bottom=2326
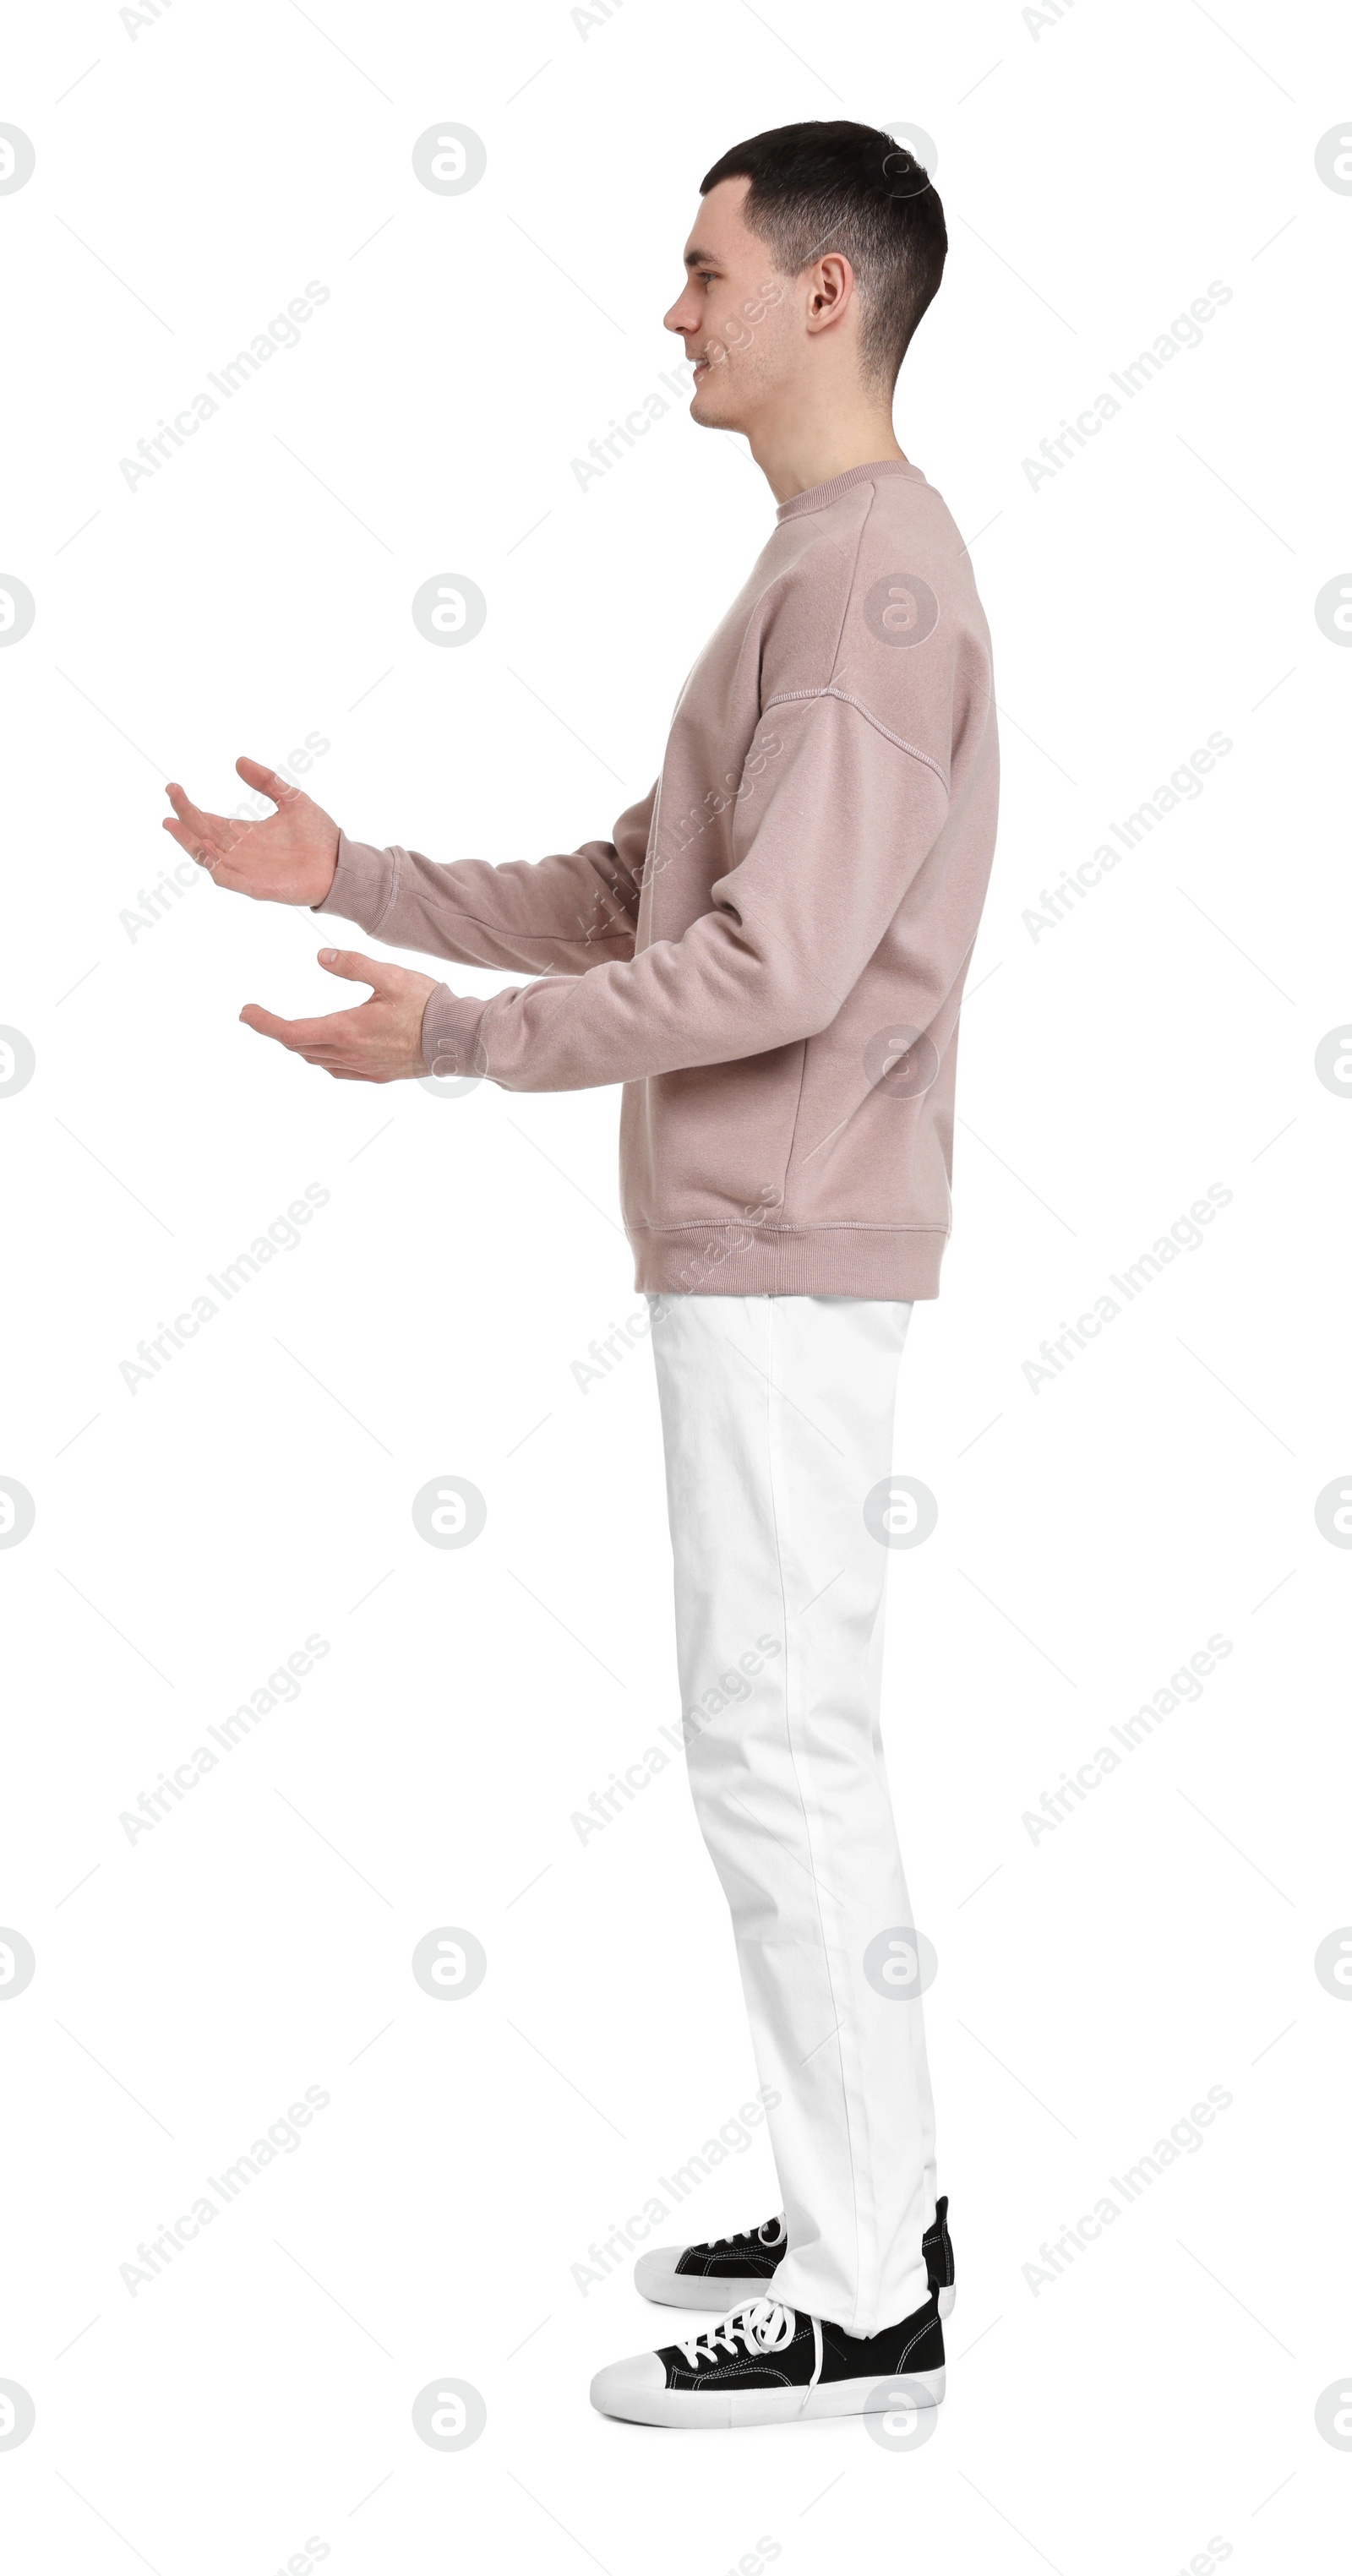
left=162, top=756, right=341, bottom=906
left=240, top=950, right=439, bottom=1083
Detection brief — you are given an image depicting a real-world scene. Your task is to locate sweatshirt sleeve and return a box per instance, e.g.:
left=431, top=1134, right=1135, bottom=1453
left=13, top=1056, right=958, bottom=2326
left=418, top=693, right=951, bottom=1089
left=314, top=782, right=656, bottom=973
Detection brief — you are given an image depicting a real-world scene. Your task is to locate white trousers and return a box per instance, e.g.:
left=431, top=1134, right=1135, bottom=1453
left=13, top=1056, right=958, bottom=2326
left=648, top=1292, right=938, bottom=2337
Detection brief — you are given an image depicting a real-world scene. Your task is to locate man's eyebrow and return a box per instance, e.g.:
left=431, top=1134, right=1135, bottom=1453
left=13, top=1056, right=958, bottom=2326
left=684, top=243, right=722, bottom=270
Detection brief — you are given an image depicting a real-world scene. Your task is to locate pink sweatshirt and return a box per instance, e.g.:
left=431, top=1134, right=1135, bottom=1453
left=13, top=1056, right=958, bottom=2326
left=319, top=458, right=998, bottom=1297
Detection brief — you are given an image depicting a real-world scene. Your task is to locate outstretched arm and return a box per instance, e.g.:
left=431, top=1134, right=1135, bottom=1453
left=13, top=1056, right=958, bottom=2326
left=161, top=757, right=654, bottom=972
left=226, top=696, right=957, bottom=1090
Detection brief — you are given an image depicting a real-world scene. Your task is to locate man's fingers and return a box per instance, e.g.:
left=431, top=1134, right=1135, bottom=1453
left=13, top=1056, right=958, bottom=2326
left=164, top=781, right=232, bottom=841
left=239, top=1004, right=363, bottom=1051
left=162, top=784, right=240, bottom=866
left=237, top=1005, right=384, bottom=1081
left=164, top=780, right=208, bottom=827
left=238, top=1005, right=337, bottom=1049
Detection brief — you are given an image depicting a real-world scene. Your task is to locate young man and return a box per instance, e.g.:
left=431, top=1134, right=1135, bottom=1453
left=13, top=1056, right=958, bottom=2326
left=162, top=121, right=997, bottom=2428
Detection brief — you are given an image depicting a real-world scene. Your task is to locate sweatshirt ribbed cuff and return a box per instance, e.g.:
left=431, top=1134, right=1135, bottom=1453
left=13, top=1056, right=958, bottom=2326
left=313, top=831, right=395, bottom=931
left=421, top=985, right=489, bottom=1081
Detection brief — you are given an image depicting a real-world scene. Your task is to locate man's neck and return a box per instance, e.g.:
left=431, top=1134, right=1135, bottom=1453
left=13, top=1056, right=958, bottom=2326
left=748, top=409, right=908, bottom=505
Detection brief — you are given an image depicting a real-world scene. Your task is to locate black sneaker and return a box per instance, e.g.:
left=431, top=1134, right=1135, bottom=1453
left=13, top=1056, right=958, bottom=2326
left=590, top=2290, right=946, bottom=2428
left=635, top=2194, right=956, bottom=2318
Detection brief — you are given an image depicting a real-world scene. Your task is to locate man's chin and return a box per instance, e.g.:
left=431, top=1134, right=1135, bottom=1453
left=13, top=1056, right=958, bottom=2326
left=688, top=373, right=740, bottom=433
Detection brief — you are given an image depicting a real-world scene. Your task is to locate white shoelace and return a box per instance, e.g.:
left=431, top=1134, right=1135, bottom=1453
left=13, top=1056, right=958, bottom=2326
left=676, top=2297, right=823, bottom=2391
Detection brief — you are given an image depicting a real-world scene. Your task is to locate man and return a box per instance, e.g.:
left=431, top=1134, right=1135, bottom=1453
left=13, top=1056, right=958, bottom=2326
left=162, top=120, right=997, bottom=2429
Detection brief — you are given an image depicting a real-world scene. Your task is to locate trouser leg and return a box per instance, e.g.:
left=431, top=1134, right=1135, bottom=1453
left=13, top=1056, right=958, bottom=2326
left=649, top=1290, right=936, bottom=2335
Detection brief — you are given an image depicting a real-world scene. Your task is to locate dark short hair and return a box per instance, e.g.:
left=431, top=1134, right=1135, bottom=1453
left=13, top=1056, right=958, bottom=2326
left=700, top=120, right=946, bottom=384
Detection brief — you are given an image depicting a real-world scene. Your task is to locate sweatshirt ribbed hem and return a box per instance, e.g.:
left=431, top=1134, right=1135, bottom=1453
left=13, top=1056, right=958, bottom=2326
left=314, top=831, right=395, bottom=927
left=421, top=984, right=488, bottom=1079
left=629, top=1223, right=947, bottom=1299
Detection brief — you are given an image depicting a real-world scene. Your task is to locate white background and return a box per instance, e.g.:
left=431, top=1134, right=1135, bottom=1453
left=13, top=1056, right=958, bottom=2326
left=2, top=0, right=1349, bottom=2568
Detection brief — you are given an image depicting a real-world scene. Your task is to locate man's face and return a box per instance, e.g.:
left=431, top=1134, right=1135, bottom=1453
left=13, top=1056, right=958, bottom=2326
left=663, top=178, right=798, bottom=432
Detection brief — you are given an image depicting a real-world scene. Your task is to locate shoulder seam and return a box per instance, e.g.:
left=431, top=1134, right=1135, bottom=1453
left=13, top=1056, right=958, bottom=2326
left=830, top=483, right=874, bottom=673
left=763, top=686, right=951, bottom=796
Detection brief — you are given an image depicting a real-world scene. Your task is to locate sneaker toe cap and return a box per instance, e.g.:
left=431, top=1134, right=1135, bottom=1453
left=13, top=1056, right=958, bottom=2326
left=589, top=2350, right=668, bottom=2420
left=633, top=2247, right=681, bottom=2299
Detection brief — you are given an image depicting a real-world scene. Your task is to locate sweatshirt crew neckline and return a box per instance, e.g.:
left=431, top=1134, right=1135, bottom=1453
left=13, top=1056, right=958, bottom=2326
left=776, top=458, right=927, bottom=521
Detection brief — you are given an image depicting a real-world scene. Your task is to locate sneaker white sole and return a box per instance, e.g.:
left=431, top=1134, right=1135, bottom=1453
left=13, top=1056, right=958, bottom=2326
left=634, top=2251, right=956, bottom=2321
left=591, top=2363, right=946, bottom=2429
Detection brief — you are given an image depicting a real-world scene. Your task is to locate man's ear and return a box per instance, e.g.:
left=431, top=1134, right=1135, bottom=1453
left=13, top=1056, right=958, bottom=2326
left=804, top=251, right=856, bottom=335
